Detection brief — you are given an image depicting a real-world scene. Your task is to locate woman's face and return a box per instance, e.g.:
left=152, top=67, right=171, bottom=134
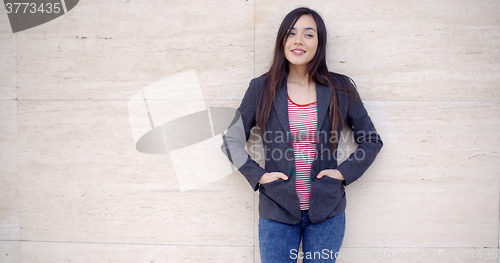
left=284, top=14, right=318, bottom=68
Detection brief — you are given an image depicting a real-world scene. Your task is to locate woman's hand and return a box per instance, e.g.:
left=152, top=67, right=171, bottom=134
left=317, top=169, right=344, bottom=181
left=258, top=172, right=289, bottom=184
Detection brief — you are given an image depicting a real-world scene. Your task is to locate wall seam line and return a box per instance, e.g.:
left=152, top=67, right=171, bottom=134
left=15, top=30, right=21, bottom=263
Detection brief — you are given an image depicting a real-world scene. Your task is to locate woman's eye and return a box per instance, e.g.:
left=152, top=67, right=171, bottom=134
left=288, top=32, right=295, bottom=36
left=306, top=34, right=313, bottom=37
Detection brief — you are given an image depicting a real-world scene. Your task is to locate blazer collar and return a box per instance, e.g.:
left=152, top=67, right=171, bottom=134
left=273, top=83, right=333, bottom=133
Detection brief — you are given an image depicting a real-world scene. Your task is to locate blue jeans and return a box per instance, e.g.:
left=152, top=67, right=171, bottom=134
left=259, top=211, right=345, bottom=263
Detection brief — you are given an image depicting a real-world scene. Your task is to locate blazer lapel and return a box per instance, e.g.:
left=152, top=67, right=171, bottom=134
left=273, top=85, right=290, bottom=134
left=316, top=84, right=332, bottom=130
left=273, top=84, right=332, bottom=133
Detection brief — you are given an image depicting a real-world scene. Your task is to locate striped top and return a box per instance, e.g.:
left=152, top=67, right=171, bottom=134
left=288, top=95, right=317, bottom=211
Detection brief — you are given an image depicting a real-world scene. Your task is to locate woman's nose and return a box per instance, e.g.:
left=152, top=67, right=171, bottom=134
left=294, top=36, right=303, bottom=45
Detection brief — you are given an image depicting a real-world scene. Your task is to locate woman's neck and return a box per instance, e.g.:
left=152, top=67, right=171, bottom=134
left=288, top=64, right=312, bottom=87
left=286, top=64, right=316, bottom=104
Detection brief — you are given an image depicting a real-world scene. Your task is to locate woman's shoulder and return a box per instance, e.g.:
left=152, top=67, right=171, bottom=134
left=249, top=75, right=267, bottom=88
left=327, top=72, right=361, bottom=107
left=328, top=72, right=355, bottom=90
left=244, top=74, right=268, bottom=96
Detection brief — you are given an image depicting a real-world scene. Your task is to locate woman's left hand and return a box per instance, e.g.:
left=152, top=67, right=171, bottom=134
left=317, top=169, right=344, bottom=181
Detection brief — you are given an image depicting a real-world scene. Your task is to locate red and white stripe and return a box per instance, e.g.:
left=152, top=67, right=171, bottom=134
left=288, top=95, right=317, bottom=211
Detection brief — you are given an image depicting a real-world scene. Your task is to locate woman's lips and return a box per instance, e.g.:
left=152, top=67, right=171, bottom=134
left=291, top=49, right=306, bottom=55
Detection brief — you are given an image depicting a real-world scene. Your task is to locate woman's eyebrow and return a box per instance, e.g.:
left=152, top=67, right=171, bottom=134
left=291, top=27, right=316, bottom=31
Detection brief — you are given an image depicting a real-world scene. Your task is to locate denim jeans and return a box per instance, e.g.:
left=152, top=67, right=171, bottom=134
left=259, top=211, right=345, bottom=263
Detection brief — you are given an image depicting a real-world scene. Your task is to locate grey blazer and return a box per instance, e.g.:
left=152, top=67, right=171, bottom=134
left=222, top=74, right=383, bottom=224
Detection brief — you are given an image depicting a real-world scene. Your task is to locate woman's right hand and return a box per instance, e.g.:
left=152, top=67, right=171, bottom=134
left=258, top=172, right=289, bottom=184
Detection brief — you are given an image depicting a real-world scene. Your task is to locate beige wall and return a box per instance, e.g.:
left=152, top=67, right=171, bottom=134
left=1, top=0, right=499, bottom=262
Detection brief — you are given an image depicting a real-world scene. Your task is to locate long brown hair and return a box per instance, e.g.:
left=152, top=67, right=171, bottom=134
left=257, top=7, right=358, bottom=150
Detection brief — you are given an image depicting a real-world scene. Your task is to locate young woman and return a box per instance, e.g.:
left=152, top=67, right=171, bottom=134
left=222, top=7, right=383, bottom=263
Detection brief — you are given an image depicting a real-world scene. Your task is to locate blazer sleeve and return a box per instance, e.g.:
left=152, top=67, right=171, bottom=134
left=335, top=88, right=383, bottom=186
left=221, top=78, right=267, bottom=191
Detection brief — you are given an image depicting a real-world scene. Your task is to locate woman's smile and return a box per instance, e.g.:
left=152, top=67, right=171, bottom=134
left=291, top=48, right=306, bottom=55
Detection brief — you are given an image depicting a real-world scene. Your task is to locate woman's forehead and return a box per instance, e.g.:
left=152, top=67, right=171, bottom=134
left=291, top=15, right=317, bottom=30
